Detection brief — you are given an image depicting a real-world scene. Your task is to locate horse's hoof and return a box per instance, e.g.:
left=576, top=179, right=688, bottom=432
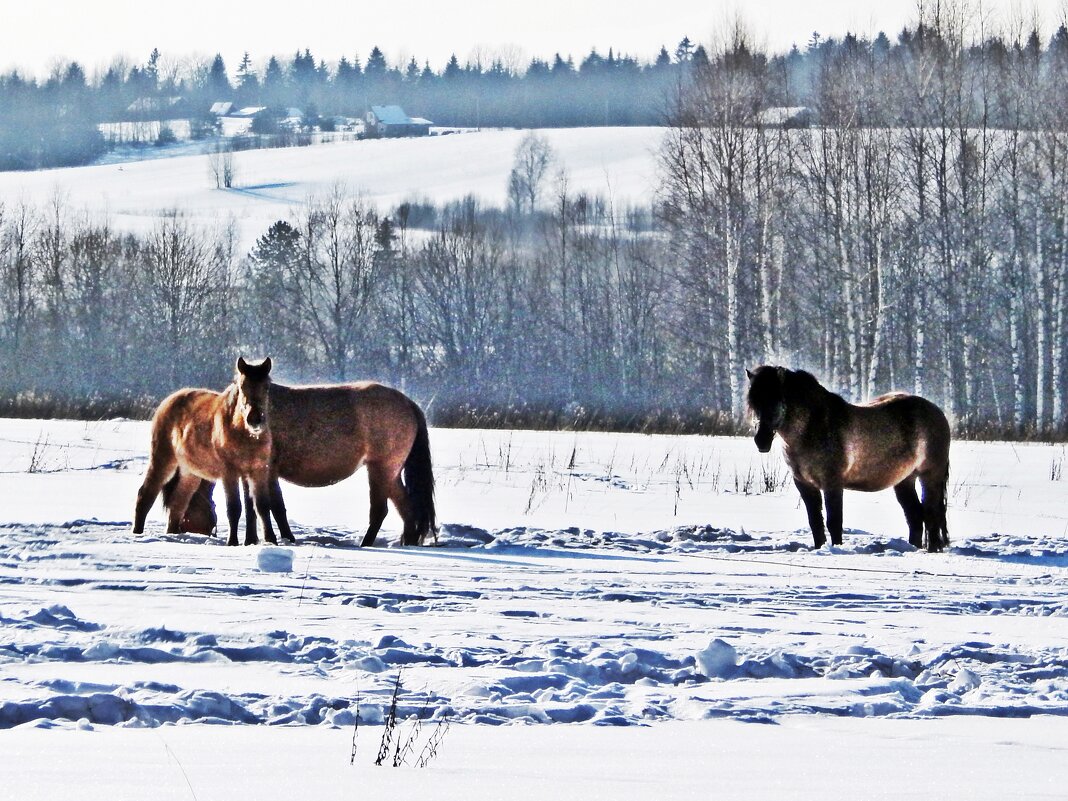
left=226, top=539, right=239, bottom=547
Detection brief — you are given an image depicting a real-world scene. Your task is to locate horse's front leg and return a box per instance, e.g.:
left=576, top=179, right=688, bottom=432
left=823, top=488, right=844, bottom=546
left=249, top=473, right=278, bottom=545
left=269, top=475, right=295, bottom=543
left=241, top=478, right=258, bottom=545
left=794, top=479, right=826, bottom=548
left=222, top=475, right=242, bottom=546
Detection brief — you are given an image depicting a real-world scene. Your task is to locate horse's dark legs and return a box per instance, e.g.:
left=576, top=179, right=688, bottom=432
left=249, top=476, right=278, bottom=546
left=223, top=476, right=243, bottom=546
left=893, top=478, right=924, bottom=548
left=361, top=465, right=390, bottom=547
left=919, top=468, right=949, bottom=553
left=387, top=474, right=419, bottom=546
left=795, top=479, right=826, bottom=548
left=241, top=478, right=258, bottom=545
left=244, top=476, right=294, bottom=544
left=269, top=476, right=295, bottom=543
left=823, top=488, right=844, bottom=546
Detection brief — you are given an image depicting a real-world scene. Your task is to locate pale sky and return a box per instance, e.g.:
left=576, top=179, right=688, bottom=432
left=2, top=0, right=1066, bottom=79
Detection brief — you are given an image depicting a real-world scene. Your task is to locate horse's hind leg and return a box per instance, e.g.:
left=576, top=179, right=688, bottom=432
left=893, top=478, right=924, bottom=548
left=361, top=464, right=391, bottom=548
left=823, top=488, right=844, bottom=546
left=919, top=467, right=949, bottom=553
left=795, top=479, right=826, bottom=548
left=165, top=472, right=201, bottom=534
left=386, top=472, right=420, bottom=546
left=133, top=454, right=176, bottom=533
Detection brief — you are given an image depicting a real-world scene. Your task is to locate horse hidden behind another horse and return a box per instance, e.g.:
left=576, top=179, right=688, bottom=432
left=133, top=357, right=283, bottom=547
left=746, top=366, right=951, bottom=552
left=164, top=380, right=437, bottom=548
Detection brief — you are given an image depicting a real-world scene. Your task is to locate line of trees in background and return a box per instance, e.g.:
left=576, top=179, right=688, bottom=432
left=0, top=181, right=685, bottom=430
left=662, top=7, right=1068, bottom=436
left=6, top=8, right=1068, bottom=170
left=6, top=7, right=1068, bottom=436
left=0, top=40, right=699, bottom=170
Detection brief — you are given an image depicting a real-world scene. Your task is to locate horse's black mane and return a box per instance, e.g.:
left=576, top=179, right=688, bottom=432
left=785, top=369, right=847, bottom=409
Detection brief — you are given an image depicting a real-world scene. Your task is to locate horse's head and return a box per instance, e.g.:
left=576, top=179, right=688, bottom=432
left=235, top=356, right=273, bottom=437
left=746, top=365, right=787, bottom=453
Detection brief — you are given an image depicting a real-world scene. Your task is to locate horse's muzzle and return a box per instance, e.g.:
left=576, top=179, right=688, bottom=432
left=754, top=429, right=774, bottom=453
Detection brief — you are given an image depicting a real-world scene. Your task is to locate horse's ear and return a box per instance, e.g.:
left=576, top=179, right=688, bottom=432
left=746, top=368, right=754, bottom=380
left=776, top=366, right=786, bottom=384
left=236, top=356, right=249, bottom=375
left=262, top=356, right=272, bottom=375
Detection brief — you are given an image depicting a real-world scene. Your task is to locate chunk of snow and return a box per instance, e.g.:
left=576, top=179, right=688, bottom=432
left=696, top=639, right=738, bottom=679
left=257, top=547, right=294, bottom=573
left=949, top=668, right=982, bottom=693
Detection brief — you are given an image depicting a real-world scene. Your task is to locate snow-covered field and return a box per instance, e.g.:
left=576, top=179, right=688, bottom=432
left=0, top=127, right=662, bottom=248
left=1, top=418, right=1067, bottom=797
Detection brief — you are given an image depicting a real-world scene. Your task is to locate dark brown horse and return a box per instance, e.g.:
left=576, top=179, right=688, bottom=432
left=164, top=381, right=436, bottom=547
left=746, top=366, right=951, bottom=552
left=133, top=357, right=279, bottom=547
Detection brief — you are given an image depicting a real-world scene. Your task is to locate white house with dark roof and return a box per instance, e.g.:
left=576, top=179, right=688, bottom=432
left=366, top=105, right=433, bottom=137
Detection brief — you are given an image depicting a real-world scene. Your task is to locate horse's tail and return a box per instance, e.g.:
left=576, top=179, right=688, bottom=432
left=939, top=461, right=950, bottom=549
left=161, top=472, right=179, bottom=510
left=403, top=401, right=437, bottom=545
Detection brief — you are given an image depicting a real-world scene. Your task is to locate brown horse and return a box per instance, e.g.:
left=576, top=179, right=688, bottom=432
left=746, top=366, right=951, bottom=552
left=175, top=480, right=216, bottom=535
left=163, top=381, right=436, bottom=547
left=133, top=357, right=279, bottom=547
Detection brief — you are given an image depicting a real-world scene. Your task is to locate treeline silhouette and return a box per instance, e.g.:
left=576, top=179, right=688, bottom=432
left=0, top=40, right=697, bottom=170
left=661, top=9, right=1068, bottom=437
left=7, top=10, right=1068, bottom=437
left=4, top=17, right=1068, bottom=170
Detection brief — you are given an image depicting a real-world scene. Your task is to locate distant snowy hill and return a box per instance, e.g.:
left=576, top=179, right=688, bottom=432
left=0, top=127, right=663, bottom=250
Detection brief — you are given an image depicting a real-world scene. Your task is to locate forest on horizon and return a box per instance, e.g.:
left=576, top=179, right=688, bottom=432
left=2, top=11, right=1068, bottom=169
left=5, top=7, right=1068, bottom=438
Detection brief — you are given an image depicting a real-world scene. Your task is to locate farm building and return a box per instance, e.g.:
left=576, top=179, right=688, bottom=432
left=365, top=105, right=433, bottom=137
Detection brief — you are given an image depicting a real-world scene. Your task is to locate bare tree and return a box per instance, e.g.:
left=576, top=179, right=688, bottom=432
left=508, top=132, right=555, bottom=214
left=208, top=143, right=237, bottom=189
left=0, top=202, right=38, bottom=387
left=289, top=186, right=382, bottom=380
left=141, top=212, right=228, bottom=387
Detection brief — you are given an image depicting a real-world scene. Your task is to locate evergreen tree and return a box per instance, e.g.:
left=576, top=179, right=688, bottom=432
left=208, top=54, right=231, bottom=97
left=236, top=51, right=259, bottom=102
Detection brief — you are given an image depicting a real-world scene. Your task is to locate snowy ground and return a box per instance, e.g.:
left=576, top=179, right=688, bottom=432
left=1, top=419, right=1067, bottom=797
left=0, top=126, right=662, bottom=249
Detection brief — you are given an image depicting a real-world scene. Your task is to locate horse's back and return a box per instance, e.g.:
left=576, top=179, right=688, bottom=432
left=841, top=392, right=950, bottom=489
left=269, top=381, right=420, bottom=486
left=860, top=393, right=950, bottom=443
left=151, top=388, right=218, bottom=440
